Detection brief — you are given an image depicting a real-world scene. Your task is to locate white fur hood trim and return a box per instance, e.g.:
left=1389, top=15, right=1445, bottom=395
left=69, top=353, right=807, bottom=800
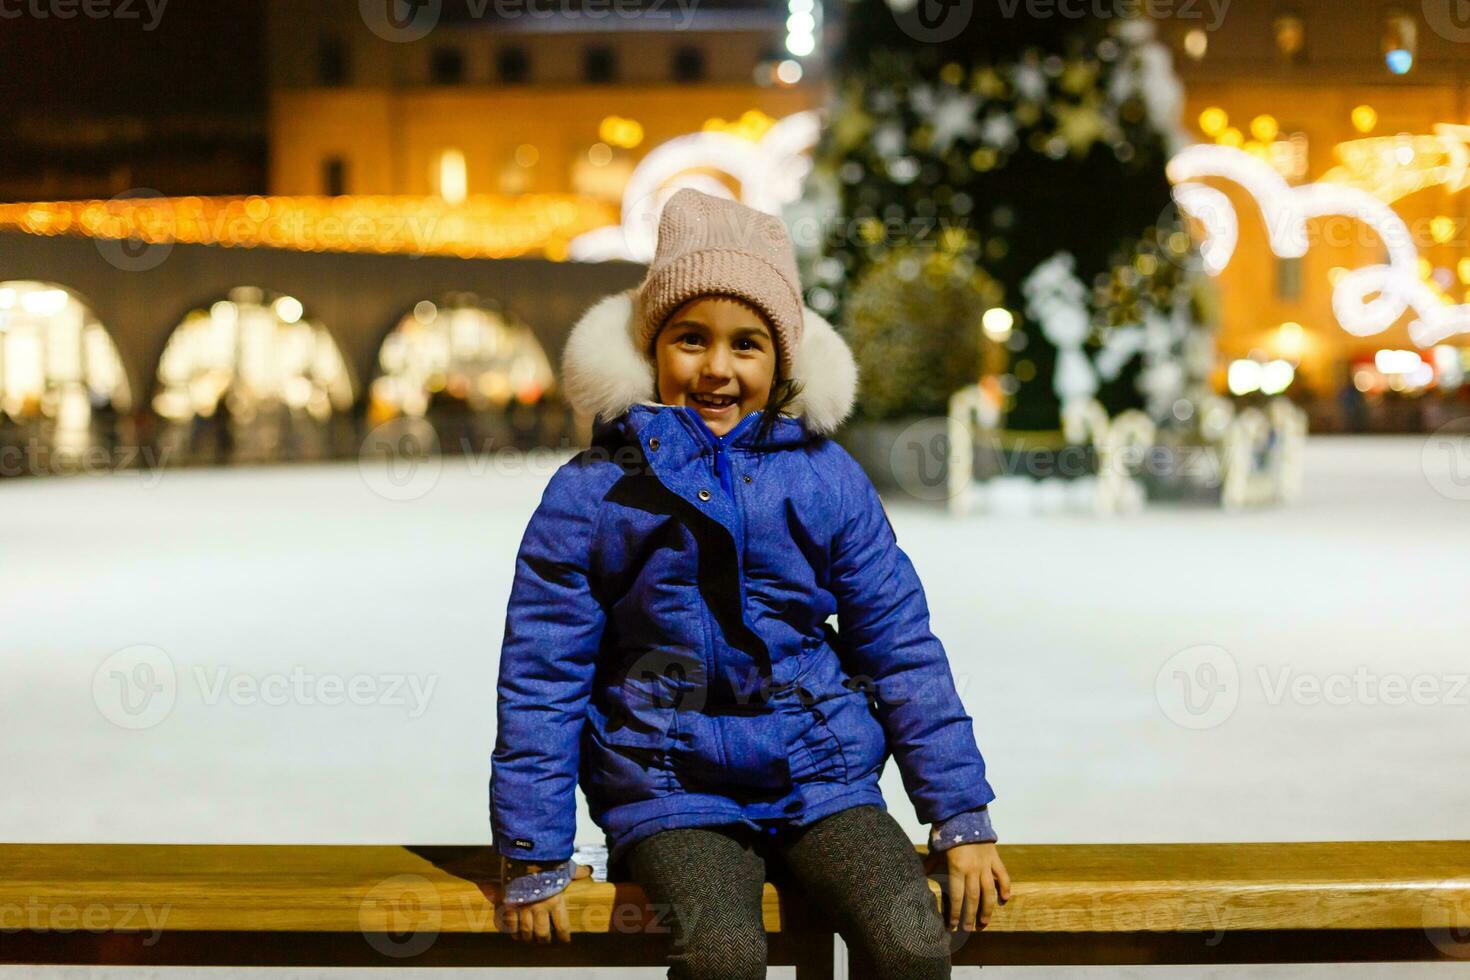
left=560, top=288, right=860, bottom=437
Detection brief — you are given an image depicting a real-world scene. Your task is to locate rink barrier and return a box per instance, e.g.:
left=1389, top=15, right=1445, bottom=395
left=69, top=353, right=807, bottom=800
left=1, top=840, right=1468, bottom=974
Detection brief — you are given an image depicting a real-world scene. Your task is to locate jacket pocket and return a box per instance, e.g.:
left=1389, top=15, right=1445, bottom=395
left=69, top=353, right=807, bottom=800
left=588, top=696, right=671, bottom=748
left=670, top=707, right=793, bottom=794
left=582, top=699, right=674, bottom=808
left=787, top=688, right=846, bottom=783
left=828, top=687, right=889, bottom=783
left=785, top=675, right=889, bottom=785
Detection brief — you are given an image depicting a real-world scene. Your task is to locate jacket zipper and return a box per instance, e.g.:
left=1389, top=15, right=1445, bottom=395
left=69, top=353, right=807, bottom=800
left=687, top=409, right=756, bottom=713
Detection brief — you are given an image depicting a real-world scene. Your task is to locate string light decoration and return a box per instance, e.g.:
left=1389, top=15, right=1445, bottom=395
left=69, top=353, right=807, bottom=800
left=368, top=296, right=555, bottom=425
left=569, top=110, right=823, bottom=263
left=701, top=110, right=780, bottom=142
left=1168, top=140, right=1470, bottom=346
left=1321, top=124, right=1470, bottom=203
left=0, top=281, right=132, bottom=452
left=0, top=194, right=618, bottom=261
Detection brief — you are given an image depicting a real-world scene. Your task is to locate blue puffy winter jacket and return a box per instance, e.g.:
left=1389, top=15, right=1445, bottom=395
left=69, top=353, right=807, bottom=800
left=489, top=289, right=996, bottom=879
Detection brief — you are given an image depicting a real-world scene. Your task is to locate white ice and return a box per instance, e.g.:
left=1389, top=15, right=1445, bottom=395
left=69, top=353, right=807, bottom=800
left=3, top=435, right=1468, bottom=978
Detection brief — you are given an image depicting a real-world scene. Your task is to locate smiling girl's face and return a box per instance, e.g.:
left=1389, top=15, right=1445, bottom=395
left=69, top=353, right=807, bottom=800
left=653, top=296, right=777, bottom=437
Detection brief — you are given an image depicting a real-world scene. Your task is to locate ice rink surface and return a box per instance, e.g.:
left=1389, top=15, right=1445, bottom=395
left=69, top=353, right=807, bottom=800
left=3, top=434, right=1468, bottom=978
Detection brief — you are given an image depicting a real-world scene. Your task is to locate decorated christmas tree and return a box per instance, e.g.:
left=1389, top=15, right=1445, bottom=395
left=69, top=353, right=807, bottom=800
left=795, top=2, right=1217, bottom=432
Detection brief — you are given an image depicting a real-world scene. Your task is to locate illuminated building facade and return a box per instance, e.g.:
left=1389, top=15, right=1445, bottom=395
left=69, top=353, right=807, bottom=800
left=1161, top=2, right=1470, bottom=421
left=265, top=0, right=824, bottom=200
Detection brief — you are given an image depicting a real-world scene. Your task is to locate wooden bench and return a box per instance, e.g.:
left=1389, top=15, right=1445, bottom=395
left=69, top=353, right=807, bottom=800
left=3, top=842, right=1468, bottom=975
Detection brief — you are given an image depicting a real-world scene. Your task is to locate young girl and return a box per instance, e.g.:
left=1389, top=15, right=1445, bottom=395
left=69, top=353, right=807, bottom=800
left=490, top=187, right=1011, bottom=976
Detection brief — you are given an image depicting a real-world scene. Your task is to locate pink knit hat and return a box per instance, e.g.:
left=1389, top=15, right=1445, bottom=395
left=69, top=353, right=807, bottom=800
left=634, top=188, right=804, bottom=376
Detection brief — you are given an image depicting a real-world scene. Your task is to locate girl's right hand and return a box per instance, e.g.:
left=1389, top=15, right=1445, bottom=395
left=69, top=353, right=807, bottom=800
left=499, top=862, right=591, bottom=943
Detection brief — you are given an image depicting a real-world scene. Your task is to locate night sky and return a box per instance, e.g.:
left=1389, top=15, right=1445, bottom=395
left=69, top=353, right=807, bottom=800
left=0, top=0, right=264, bottom=117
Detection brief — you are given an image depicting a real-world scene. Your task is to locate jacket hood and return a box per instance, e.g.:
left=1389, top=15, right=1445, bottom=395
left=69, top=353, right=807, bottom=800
left=560, top=288, right=860, bottom=438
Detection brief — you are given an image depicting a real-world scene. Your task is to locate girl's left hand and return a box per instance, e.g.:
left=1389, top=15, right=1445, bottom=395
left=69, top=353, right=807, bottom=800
left=924, top=842, right=1011, bottom=932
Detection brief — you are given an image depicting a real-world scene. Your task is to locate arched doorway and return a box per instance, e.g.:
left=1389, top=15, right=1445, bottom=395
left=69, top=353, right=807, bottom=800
left=152, top=287, right=356, bottom=464
left=368, top=294, right=565, bottom=452
left=0, top=281, right=133, bottom=470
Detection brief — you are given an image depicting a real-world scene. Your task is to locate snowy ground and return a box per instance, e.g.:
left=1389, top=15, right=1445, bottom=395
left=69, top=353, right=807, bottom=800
left=3, top=435, right=1468, bottom=978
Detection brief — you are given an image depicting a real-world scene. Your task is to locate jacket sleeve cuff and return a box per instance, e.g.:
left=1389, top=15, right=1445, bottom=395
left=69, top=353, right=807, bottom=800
left=501, top=858, right=574, bottom=906
left=928, top=806, right=997, bottom=850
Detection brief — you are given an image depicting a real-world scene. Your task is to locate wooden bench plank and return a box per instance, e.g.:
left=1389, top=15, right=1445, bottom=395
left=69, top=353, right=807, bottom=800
left=967, top=841, right=1470, bottom=933
left=3, top=841, right=1467, bottom=936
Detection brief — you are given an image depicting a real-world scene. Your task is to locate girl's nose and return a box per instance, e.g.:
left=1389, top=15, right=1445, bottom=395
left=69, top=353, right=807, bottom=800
left=702, top=345, right=733, bottom=380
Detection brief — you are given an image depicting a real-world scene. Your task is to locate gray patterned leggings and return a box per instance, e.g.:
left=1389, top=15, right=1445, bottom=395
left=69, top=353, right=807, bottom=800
left=624, top=803, right=954, bottom=980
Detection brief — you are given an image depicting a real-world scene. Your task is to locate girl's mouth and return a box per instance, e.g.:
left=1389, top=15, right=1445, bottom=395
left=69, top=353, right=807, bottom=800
left=689, top=392, right=738, bottom=414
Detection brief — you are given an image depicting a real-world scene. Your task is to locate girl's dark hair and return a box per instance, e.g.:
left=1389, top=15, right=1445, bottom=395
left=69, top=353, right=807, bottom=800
left=754, top=374, right=804, bottom=444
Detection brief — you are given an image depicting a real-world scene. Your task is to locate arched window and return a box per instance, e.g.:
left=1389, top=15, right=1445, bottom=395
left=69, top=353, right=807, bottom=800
left=369, top=295, right=558, bottom=449
left=0, top=281, right=131, bottom=457
left=1382, top=10, right=1417, bottom=75
left=1273, top=11, right=1306, bottom=63
left=153, top=286, right=355, bottom=462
